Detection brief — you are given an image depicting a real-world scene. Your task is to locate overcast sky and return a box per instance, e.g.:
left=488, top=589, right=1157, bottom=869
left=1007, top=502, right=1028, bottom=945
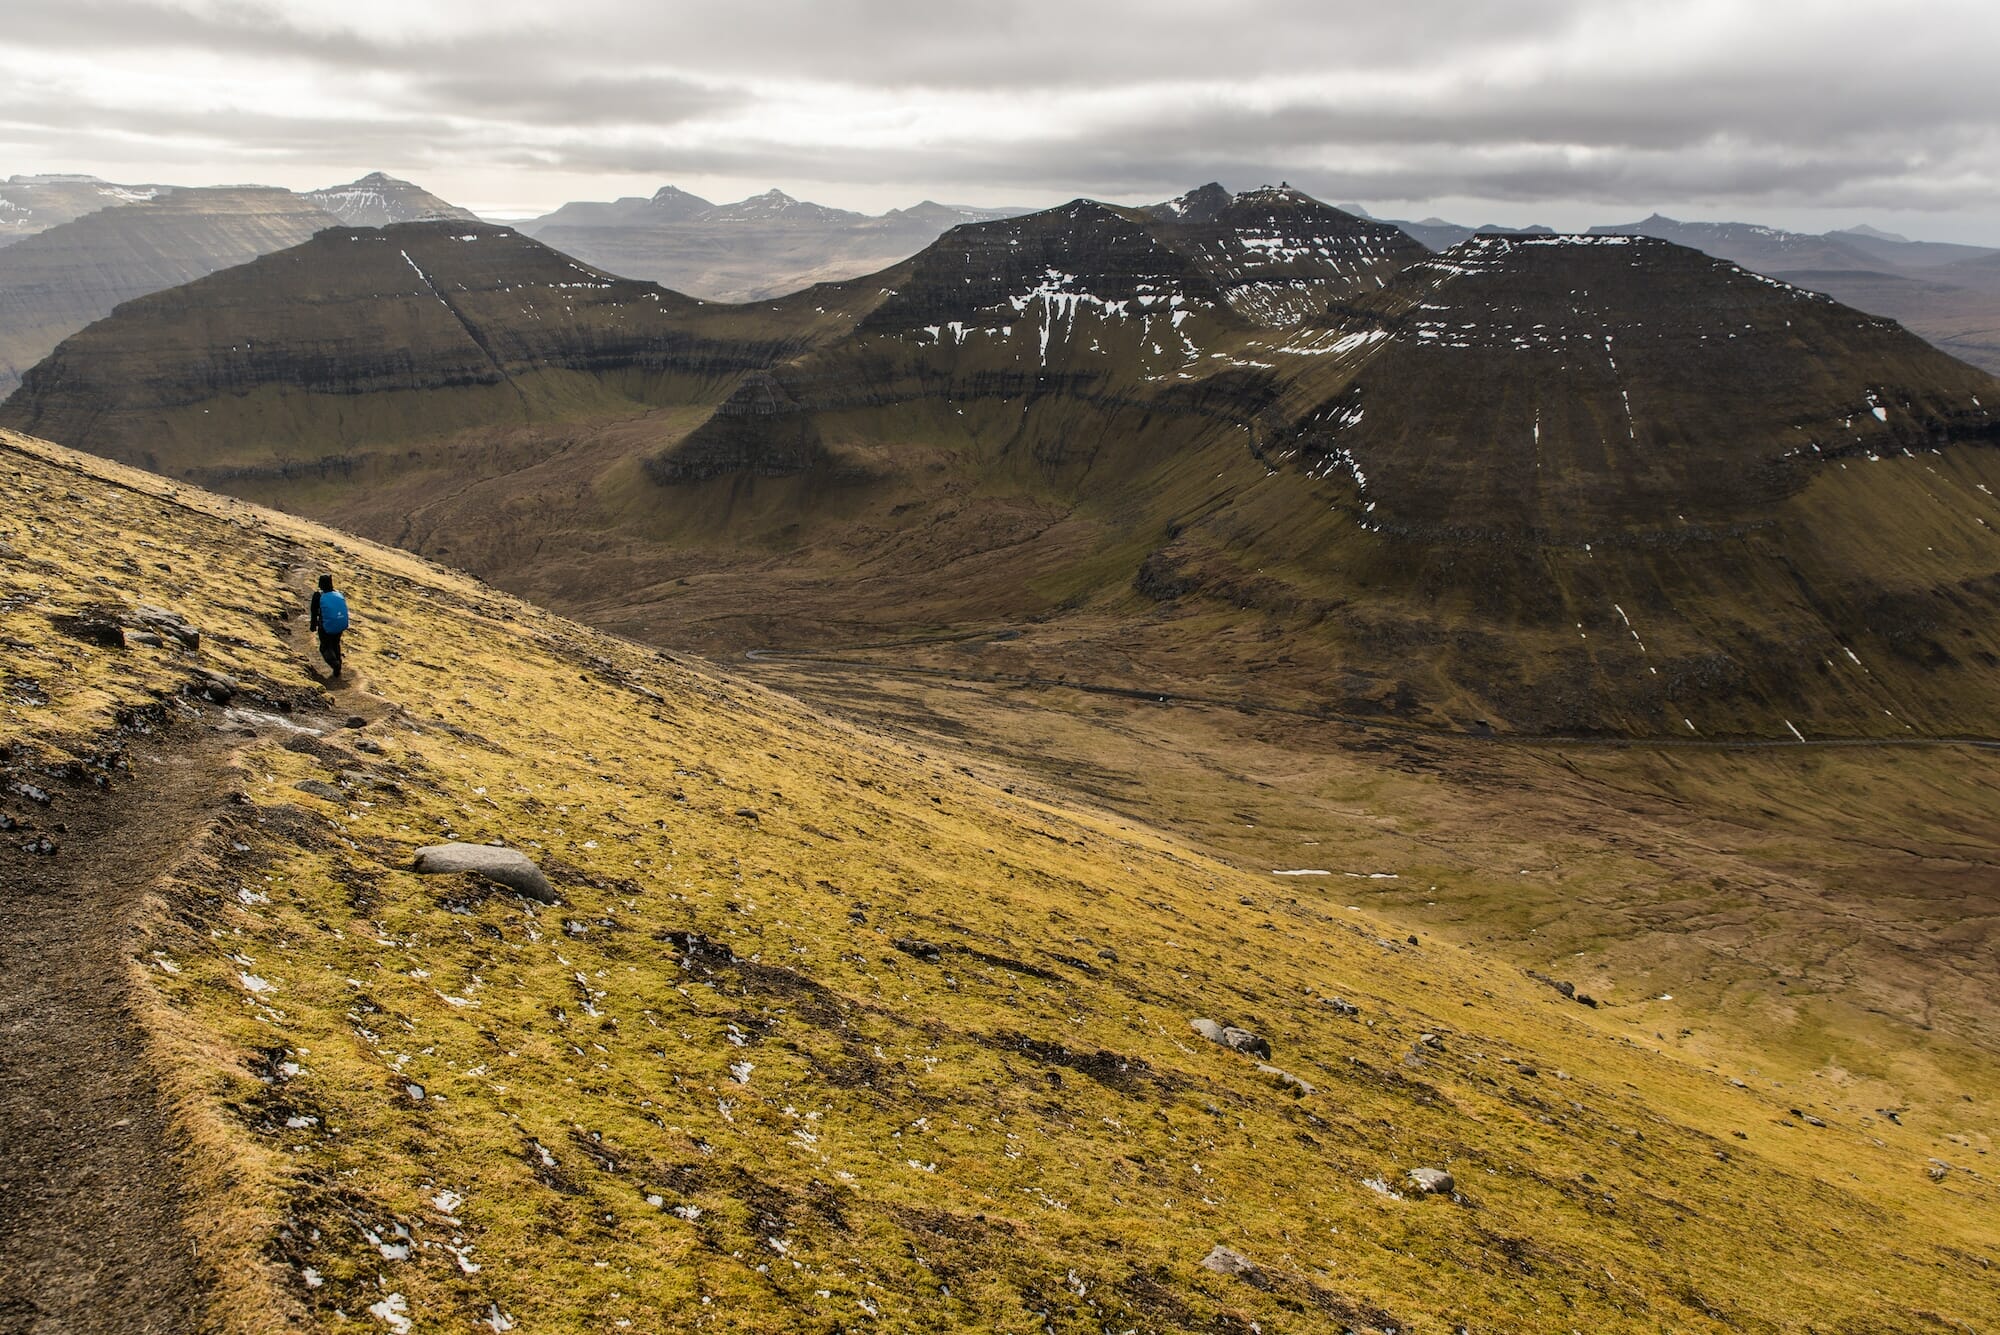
left=4, top=0, right=1998, bottom=241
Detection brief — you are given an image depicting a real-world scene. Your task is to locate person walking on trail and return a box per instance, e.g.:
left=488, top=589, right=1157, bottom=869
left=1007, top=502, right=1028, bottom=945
left=309, top=574, right=349, bottom=681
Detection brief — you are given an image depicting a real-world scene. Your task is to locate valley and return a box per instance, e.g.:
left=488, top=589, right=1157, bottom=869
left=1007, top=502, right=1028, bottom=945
left=4, top=177, right=1999, bottom=1334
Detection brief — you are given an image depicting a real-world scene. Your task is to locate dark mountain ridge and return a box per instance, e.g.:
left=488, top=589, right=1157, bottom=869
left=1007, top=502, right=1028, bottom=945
left=7, top=193, right=1999, bottom=738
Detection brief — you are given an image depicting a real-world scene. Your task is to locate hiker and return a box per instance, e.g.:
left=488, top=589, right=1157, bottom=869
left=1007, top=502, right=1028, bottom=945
left=308, top=574, right=349, bottom=681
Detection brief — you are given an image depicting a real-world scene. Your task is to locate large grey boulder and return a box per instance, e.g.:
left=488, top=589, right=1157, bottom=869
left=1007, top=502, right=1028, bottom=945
left=1199, top=1244, right=1262, bottom=1280
left=1189, top=1017, right=1273, bottom=1060
left=1406, top=1167, right=1455, bottom=1196
left=413, top=843, right=556, bottom=902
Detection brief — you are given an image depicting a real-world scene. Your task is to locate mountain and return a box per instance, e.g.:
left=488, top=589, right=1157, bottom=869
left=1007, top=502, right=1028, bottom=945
left=1587, top=214, right=1881, bottom=272
left=698, top=187, right=868, bottom=225
left=1144, top=184, right=1428, bottom=323
left=518, top=186, right=1030, bottom=302
left=0, top=173, right=167, bottom=246
left=0, top=185, right=341, bottom=394
left=0, top=219, right=882, bottom=480
left=1826, top=226, right=2000, bottom=269
left=7, top=424, right=1997, bottom=1334
left=298, top=171, right=478, bottom=226
left=12, top=191, right=1999, bottom=741
left=519, top=183, right=716, bottom=231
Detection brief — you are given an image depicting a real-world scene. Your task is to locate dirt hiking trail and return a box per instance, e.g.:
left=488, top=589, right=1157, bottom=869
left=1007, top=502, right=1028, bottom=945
left=1, top=569, right=392, bottom=1335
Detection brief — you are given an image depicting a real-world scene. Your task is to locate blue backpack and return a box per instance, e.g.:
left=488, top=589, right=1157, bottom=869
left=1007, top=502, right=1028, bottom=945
left=318, top=590, right=349, bottom=634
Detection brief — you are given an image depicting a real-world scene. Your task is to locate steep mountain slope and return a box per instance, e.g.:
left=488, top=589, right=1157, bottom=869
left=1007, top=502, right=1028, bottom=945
left=520, top=186, right=1026, bottom=302
left=1146, top=184, right=1428, bottom=323
left=1, top=220, right=882, bottom=481
left=1579, top=215, right=2000, bottom=374
left=299, top=171, right=478, bottom=226
left=10, top=203, right=2000, bottom=740
left=5, top=426, right=1995, bottom=1334
left=634, top=227, right=2000, bottom=735
left=0, top=173, right=167, bottom=245
left=0, top=186, right=340, bottom=394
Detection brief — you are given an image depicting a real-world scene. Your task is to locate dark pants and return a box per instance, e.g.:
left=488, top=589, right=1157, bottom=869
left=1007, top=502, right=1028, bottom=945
left=318, top=631, right=343, bottom=679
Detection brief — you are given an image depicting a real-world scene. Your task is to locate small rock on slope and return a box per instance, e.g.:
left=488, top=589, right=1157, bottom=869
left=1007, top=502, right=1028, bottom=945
left=1406, top=1167, right=1455, bottom=1196
left=1200, top=1244, right=1262, bottom=1279
left=413, top=842, right=556, bottom=903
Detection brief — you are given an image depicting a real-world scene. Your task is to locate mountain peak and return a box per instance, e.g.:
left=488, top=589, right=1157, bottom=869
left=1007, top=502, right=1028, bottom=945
left=1843, top=223, right=1912, bottom=243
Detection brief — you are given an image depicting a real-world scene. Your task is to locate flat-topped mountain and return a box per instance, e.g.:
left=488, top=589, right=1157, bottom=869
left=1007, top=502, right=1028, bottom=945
left=10, top=197, right=1999, bottom=737
left=0, top=173, right=168, bottom=245
left=518, top=185, right=1025, bottom=302
left=2, top=220, right=879, bottom=478
left=1274, top=233, right=1995, bottom=536
left=0, top=185, right=340, bottom=394
left=299, top=171, right=478, bottom=227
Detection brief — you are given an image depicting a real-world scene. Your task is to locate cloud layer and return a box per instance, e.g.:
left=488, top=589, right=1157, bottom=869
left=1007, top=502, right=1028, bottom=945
left=3, top=0, right=1996, bottom=236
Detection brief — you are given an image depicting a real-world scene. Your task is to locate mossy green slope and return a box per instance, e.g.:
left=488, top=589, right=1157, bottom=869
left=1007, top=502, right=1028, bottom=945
left=4, top=427, right=1995, bottom=1333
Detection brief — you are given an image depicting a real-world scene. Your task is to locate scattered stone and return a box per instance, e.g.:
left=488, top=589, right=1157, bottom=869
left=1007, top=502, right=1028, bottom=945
left=130, top=604, right=200, bottom=649
left=412, top=842, right=557, bottom=903
left=1097, top=947, right=1120, bottom=963
left=294, top=779, right=346, bottom=802
left=1321, top=996, right=1359, bottom=1017
left=893, top=937, right=942, bottom=963
left=345, top=716, right=367, bottom=729
left=1256, top=1063, right=1316, bottom=1097
left=354, top=738, right=386, bottom=755
left=734, top=807, right=758, bottom=819
left=1406, top=1167, right=1455, bottom=1196
left=196, top=671, right=238, bottom=704
left=1928, top=1163, right=1949, bottom=1182
left=126, top=631, right=164, bottom=649
left=1418, top=1033, right=1445, bottom=1050
left=15, top=784, right=51, bottom=805
left=1189, top=1017, right=1271, bottom=1059
left=21, top=836, right=57, bottom=855
left=1199, top=1245, right=1262, bottom=1279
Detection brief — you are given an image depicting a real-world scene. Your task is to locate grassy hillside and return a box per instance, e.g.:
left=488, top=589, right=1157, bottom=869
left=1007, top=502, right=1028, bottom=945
left=4, top=428, right=1996, bottom=1332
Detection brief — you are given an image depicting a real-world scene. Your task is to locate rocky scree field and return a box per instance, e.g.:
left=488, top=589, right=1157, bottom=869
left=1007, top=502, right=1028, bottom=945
left=2, top=428, right=1998, bottom=1332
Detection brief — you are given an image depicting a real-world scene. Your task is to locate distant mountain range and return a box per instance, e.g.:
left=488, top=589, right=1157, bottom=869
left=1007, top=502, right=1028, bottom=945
left=514, top=185, right=1026, bottom=303
left=9, top=185, right=1996, bottom=740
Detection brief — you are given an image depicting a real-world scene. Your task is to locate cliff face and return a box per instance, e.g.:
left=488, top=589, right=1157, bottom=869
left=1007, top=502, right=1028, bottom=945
left=0, top=186, right=340, bottom=394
